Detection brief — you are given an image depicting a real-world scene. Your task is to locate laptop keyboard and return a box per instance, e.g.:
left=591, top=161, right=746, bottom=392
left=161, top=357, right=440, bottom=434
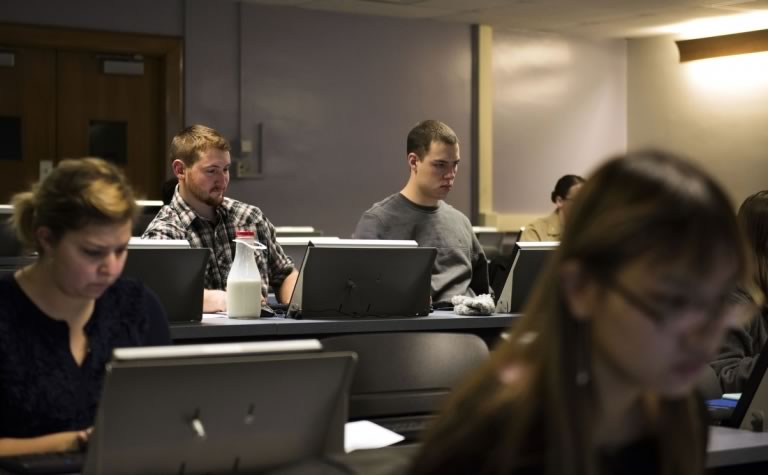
left=0, top=452, right=84, bottom=474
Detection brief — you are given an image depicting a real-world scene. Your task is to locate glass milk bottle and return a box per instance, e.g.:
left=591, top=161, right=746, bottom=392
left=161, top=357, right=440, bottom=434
left=226, top=230, right=262, bottom=318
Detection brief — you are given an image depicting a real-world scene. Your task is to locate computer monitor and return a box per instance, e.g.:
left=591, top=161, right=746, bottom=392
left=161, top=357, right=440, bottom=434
left=495, top=241, right=558, bottom=314
left=83, top=340, right=356, bottom=475
left=122, top=245, right=208, bottom=323
left=288, top=240, right=435, bottom=319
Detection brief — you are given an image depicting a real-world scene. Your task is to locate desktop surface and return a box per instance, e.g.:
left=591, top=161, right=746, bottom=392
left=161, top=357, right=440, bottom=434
left=169, top=311, right=519, bottom=342
left=708, top=426, right=768, bottom=468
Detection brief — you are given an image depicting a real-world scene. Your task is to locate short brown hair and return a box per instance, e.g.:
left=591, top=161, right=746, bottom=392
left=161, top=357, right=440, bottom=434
left=171, top=124, right=231, bottom=166
left=406, top=120, right=458, bottom=159
left=11, top=158, right=139, bottom=254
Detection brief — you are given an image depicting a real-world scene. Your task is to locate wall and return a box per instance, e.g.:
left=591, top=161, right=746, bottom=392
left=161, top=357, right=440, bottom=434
left=491, top=30, right=627, bottom=228
left=222, top=3, right=473, bottom=237
left=1, top=0, right=474, bottom=237
left=628, top=35, right=768, bottom=207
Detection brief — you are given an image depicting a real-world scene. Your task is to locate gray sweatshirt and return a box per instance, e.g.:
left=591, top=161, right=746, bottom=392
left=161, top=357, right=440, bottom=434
left=353, top=193, right=489, bottom=303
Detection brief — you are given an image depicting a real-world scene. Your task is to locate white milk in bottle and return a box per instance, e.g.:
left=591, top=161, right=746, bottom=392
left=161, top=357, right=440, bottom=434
left=226, top=230, right=262, bottom=318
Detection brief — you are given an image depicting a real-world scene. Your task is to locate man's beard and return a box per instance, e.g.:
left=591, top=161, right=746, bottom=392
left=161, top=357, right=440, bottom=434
left=189, top=180, right=224, bottom=207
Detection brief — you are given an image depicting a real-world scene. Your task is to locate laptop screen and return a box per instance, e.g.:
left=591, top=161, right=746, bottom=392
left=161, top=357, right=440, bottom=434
left=288, top=241, right=435, bottom=319
left=121, top=247, right=209, bottom=323
left=725, top=338, right=768, bottom=430
left=83, top=340, right=356, bottom=475
left=495, top=241, right=558, bottom=314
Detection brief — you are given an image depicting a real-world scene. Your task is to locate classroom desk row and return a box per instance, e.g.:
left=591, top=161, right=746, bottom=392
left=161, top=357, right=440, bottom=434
left=170, top=310, right=520, bottom=344
left=165, top=311, right=768, bottom=473
left=0, top=426, right=763, bottom=475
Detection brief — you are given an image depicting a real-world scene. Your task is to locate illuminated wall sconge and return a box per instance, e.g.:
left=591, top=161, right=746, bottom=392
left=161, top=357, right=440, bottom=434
left=677, top=29, right=768, bottom=62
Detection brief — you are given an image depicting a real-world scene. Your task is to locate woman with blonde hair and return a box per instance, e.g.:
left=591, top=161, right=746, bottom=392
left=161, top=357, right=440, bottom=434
left=410, top=151, right=757, bottom=475
left=0, top=158, right=170, bottom=456
left=520, top=174, right=584, bottom=242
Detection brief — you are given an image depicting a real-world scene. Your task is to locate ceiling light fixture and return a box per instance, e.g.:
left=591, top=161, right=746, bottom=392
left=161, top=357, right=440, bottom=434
left=676, top=28, right=768, bottom=62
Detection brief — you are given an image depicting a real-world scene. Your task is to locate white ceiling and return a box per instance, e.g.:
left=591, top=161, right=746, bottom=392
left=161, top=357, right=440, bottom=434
left=244, top=0, right=768, bottom=38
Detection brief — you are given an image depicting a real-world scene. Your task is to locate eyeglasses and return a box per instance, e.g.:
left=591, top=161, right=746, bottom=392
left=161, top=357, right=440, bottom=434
left=603, top=277, right=758, bottom=328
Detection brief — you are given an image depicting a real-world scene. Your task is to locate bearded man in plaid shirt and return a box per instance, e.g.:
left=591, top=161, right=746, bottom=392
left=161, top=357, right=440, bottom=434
left=143, top=125, right=298, bottom=313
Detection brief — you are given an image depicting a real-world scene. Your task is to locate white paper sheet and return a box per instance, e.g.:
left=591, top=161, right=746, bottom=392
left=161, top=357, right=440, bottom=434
left=344, top=420, right=405, bottom=453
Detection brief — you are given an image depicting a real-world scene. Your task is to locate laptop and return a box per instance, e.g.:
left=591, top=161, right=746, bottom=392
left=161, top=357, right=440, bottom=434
left=276, top=236, right=341, bottom=270
left=714, top=339, right=768, bottom=430
left=287, top=240, right=436, bottom=319
left=82, top=340, right=356, bottom=474
left=494, top=241, right=558, bottom=314
left=121, top=246, right=209, bottom=323
left=0, top=340, right=357, bottom=475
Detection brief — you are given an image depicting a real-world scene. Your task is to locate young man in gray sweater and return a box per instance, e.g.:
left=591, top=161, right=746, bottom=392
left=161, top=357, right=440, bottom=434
left=353, top=120, right=489, bottom=304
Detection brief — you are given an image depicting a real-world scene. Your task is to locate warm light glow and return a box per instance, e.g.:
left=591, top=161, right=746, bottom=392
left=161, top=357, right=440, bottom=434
left=652, top=11, right=768, bottom=39
left=683, top=51, right=768, bottom=94
left=495, top=40, right=573, bottom=104
left=495, top=41, right=573, bottom=72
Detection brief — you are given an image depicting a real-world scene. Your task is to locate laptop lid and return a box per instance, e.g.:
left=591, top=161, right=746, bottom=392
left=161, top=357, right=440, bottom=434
left=277, top=237, right=341, bottom=270
left=495, top=241, right=558, bottom=314
left=83, top=340, right=357, bottom=475
left=288, top=241, right=435, bottom=319
left=121, top=247, right=209, bottom=323
left=724, top=339, right=768, bottom=431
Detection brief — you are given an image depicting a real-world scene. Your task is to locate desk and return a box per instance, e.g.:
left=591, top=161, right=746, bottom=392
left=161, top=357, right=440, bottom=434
left=336, top=427, right=768, bottom=474
left=708, top=426, right=768, bottom=470
left=170, top=311, right=519, bottom=344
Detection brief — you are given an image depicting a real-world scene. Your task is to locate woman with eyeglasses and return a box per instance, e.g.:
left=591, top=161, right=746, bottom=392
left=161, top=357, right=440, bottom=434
left=520, top=174, right=585, bottom=242
left=409, top=151, right=758, bottom=475
left=709, top=190, right=768, bottom=393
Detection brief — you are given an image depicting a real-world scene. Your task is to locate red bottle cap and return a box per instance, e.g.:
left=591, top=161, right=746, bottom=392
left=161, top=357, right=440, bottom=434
left=236, top=230, right=255, bottom=237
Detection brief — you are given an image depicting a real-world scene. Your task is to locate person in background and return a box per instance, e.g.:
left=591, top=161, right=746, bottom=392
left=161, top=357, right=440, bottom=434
left=709, top=190, right=768, bottom=393
left=520, top=174, right=585, bottom=242
left=409, top=151, right=758, bottom=475
left=0, top=158, right=171, bottom=456
left=353, top=120, right=489, bottom=304
left=143, top=125, right=297, bottom=312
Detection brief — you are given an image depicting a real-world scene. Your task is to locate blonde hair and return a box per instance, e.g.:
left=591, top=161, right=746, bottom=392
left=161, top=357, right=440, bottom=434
left=170, top=124, right=231, bottom=167
left=412, top=150, right=754, bottom=475
left=11, top=158, right=138, bottom=254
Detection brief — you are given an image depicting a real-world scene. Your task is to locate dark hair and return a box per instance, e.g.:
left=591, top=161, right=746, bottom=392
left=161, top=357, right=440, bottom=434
left=738, top=191, right=768, bottom=298
left=406, top=120, right=458, bottom=159
left=551, top=174, right=585, bottom=203
left=161, top=176, right=179, bottom=205
left=171, top=124, right=231, bottom=167
left=411, top=150, right=752, bottom=475
left=11, top=158, right=138, bottom=254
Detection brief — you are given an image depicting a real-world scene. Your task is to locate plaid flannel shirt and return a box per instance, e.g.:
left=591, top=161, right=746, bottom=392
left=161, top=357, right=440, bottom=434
left=142, top=190, right=294, bottom=299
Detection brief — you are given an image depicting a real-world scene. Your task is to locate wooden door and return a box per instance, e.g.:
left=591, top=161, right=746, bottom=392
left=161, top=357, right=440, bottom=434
left=57, top=51, right=164, bottom=200
left=0, top=47, right=56, bottom=203
left=0, top=24, right=182, bottom=202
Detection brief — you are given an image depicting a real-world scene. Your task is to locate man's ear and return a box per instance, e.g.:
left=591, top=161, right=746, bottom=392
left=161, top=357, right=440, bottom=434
left=35, top=226, right=54, bottom=255
left=172, top=160, right=186, bottom=180
left=560, top=260, right=600, bottom=321
left=407, top=153, right=420, bottom=172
